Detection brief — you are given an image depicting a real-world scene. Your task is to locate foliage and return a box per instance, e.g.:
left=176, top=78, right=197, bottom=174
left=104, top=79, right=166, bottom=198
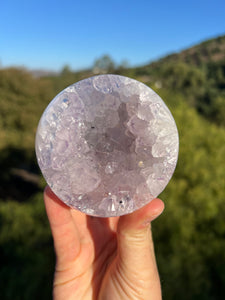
left=0, top=35, right=225, bottom=299
left=0, top=194, right=54, bottom=300
left=93, top=54, right=115, bottom=73
left=153, top=98, right=225, bottom=299
left=125, top=35, right=225, bottom=126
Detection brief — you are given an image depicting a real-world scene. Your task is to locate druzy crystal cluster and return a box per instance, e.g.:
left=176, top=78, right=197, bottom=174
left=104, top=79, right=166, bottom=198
left=35, top=75, right=179, bottom=217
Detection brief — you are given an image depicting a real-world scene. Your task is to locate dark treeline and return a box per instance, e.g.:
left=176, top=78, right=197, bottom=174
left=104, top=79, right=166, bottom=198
left=0, top=35, right=225, bottom=299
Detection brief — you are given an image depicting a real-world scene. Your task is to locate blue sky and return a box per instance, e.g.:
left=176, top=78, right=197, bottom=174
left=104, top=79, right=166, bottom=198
left=0, top=0, right=224, bottom=71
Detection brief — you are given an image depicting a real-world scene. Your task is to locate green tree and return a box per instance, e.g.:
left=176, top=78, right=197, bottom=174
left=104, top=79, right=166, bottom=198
left=60, top=64, right=73, bottom=76
left=93, top=54, right=115, bottom=73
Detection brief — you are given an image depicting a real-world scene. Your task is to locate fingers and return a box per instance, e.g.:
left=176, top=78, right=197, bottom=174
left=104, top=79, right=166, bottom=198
left=44, top=186, right=81, bottom=269
left=118, top=198, right=164, bottom=232
left=116, top=198, right=164, bottom=279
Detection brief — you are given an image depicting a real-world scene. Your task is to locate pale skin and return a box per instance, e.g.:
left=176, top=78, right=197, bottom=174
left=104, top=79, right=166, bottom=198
left=44, top=186, right=164, bottom=300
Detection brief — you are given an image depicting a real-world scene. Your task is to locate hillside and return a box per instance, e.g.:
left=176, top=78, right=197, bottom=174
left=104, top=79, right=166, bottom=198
left=0, top=35, right=225, bottom=300
left=121, top=35, right=225, bottom=127
left=139, top=34, right=225, bottom=70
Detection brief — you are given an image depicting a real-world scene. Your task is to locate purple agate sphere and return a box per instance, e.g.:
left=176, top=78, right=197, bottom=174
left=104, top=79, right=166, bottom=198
left=35, top=75, right=179, bottom=217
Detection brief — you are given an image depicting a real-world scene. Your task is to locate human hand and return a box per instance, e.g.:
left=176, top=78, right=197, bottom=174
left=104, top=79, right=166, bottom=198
left=44, top=186, right=164, bottom=300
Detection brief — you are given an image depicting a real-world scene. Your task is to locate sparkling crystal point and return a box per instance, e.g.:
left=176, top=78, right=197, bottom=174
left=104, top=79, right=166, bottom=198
left=35, top=75, right=179, bottom=217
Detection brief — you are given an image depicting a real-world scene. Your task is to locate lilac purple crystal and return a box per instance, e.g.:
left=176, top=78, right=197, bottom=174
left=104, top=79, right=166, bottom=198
left=35, top=75, right=179, bottom=217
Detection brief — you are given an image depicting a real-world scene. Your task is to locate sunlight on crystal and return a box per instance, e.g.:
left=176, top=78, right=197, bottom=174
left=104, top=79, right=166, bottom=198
left=35, top=75, right=179, bottom=217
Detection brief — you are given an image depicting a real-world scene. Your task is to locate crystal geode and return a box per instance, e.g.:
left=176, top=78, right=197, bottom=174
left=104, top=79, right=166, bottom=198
left=35, top=75, right=179, bottom=217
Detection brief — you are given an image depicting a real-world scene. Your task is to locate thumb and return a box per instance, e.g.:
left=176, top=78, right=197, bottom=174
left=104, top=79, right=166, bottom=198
left=117, top=198, right=164, bottom=273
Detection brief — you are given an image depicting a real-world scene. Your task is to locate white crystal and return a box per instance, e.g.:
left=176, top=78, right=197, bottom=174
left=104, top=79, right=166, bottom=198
left=35, top=75, right=179, bottom=217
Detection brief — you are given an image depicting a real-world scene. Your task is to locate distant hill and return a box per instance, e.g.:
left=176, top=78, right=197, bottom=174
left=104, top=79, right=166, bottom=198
left=149, top=34, right=225, bottom=68
left=30, top=69, right=58, bottom=78
left=128, top=35, right=225, bottom=78
left=123, top=35, right=225, bottom=127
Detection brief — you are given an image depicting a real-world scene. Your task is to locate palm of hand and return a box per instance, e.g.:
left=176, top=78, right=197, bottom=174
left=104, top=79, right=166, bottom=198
left=44, top=187, right=163, bottom=300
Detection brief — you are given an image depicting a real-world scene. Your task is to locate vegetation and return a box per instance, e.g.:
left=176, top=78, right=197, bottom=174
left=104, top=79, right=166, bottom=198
left=0, top=35, right=225, bottom=299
